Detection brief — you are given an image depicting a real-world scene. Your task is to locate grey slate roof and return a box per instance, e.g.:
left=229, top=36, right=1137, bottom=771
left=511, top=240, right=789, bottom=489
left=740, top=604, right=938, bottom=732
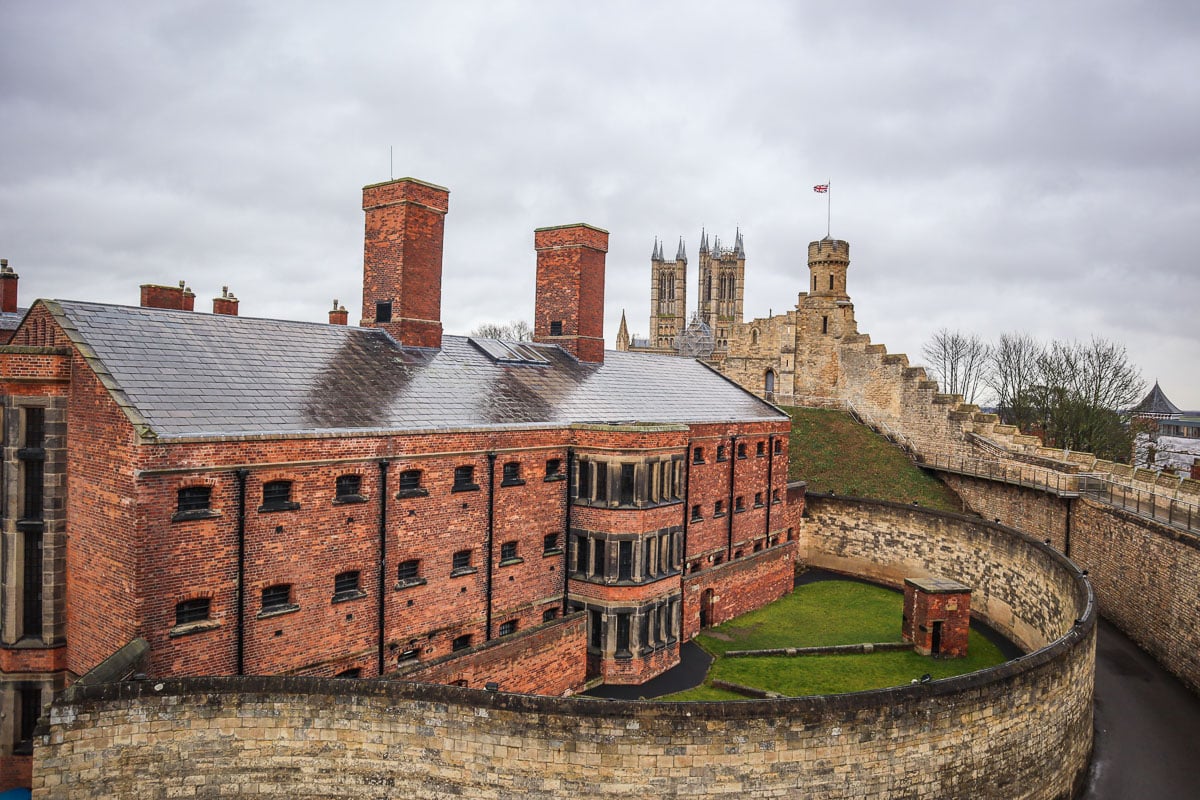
left=1133, top=381, right=1182, bottom=418
left=0, top=309, right=26, bottom=332
left=48, top=300, right=784, bottom=439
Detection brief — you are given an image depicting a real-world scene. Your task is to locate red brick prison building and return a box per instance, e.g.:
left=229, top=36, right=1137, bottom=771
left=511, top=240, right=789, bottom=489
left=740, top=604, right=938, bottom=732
left=0, top=178, right=801, bottom=787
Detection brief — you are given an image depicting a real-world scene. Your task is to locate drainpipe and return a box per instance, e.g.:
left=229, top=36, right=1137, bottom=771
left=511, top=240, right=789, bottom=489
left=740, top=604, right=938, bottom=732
left=765, top=434, right=775, bottom=540
left=562, top=448, right=574, bottom=616
left=728, top=436, right=737, bottom=559
left=682, top=443, right=693, bottom=572
left=377, top=459, right=389, bottom=677
left=234, top=468, right=248, bottom=676
left=485, top=453, right=496, bottom=641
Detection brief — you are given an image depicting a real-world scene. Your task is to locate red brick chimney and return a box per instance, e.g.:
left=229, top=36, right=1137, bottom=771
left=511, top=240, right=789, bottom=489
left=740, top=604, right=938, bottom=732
left=140, top=281, right=194, bottom=311
left=212, top=286, right=239, bottom=316
left=361, top=177, right=449, bottom=348
left=0, top=259, right=18, bottom=313
left=533, top=224, right=609, bottom=363
left=329, top=299, right=348, bottom=326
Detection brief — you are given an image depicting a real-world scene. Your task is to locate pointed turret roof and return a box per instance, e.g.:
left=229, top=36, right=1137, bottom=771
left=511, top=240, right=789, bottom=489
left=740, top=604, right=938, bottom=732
left=651, top=237, right=662, bottom=261
left=734, top=228, right=745, bottom=258
left=676, top=237, right=687, bottom=263
left=699, top=228, right=709, bottom=254
left=1133, top=381, right=1182, bottom=418
left=616, top=309, right=631, bottom=351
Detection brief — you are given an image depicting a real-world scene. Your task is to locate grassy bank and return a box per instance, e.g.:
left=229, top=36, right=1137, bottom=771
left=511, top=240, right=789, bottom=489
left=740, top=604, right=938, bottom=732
left=784, top=406, right=962, bottom=512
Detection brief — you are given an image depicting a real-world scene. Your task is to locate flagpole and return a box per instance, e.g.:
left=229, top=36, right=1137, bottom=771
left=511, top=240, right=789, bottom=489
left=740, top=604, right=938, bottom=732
left=826, top=179, right=831, bottom=238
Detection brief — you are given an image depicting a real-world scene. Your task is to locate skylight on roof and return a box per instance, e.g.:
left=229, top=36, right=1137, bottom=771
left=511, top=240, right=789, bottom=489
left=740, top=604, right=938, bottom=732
left=469, top=337, right=550, bottom=365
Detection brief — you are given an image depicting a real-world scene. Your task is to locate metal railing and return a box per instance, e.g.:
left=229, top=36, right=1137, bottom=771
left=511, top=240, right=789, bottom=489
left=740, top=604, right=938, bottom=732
left=919, top=452, right=1082, bottom=496
left=920, top=453, right=1200, bottom=535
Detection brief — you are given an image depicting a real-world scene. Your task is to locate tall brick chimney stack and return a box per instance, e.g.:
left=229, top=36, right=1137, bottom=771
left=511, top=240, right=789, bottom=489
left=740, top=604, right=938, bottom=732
left=212, top=286, right=239, bottom=316
left=361, top=177, right=449, bottom=349
left=0, top=259, right=18, bottom=313
left=140, top=280, right=193, bottom=311
left=329, top=299, right=348, bottom=326
left=533, top=224, right=609, bottom=363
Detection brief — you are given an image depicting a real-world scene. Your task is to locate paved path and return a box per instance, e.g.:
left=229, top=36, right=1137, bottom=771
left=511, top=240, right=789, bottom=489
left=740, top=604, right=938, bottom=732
left=1080, top=618, right=1200, bottom=798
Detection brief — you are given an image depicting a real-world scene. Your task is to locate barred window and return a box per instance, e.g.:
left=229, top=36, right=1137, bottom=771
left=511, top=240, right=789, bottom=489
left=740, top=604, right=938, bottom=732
left=498, top=620, right=517, bottom=636
left=335, top=474, right=362, bottom=499
left=177, top=486, right=211, bottom=514
left=397, top=560, right=421, bottom=582
left=334, top=571, right=360, bottom=598
left=500, top=541, right=519, bottom=562
left=261, top=584, right=292, bottom=613
left=399, top=470, right=422, bottom=491
left=261, top=480, right=296, bottom=510
left=452, top=634, right=472, bottom=651
left=175, top=598, right=210, bottom=626
left=452, top=550, right=472, bottom=570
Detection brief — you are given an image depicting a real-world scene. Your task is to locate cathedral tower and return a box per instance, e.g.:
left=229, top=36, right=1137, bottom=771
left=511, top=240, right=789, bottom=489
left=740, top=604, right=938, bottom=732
left=648, top=237, right=688, bottom=350
left=697, top=229, right=745, bottom=354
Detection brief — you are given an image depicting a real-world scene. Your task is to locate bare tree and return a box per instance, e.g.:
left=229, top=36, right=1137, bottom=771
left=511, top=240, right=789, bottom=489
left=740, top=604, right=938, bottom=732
left=470, top=320, right=532, bottom=341
left=992, top=335, right=1144, bottom=462
left=921, top=328, right=992, bottom=404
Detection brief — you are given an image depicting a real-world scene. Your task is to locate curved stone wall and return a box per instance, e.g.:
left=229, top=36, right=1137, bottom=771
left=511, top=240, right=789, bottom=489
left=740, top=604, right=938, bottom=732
left=33, top=499, right=1094, bottom=800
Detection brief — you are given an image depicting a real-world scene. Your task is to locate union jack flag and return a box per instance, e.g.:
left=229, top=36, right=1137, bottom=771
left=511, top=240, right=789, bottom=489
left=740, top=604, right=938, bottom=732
left=813, top=184, right=829, bottom=193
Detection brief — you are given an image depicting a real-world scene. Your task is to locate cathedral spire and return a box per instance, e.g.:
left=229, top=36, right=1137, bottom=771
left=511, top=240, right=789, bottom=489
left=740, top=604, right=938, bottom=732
left=651, top=236, right=661, bottom=261
left=676, top=236, right=687, bottom=263
left=699, top=228, right=709, bottom=254
left=616, top=308, right=631, bottom=351
left=734, top=228, right=745, bottom=258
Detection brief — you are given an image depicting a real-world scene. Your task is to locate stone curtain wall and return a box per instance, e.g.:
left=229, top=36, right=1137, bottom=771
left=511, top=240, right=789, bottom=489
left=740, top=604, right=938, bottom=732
left=34, top=502, right=1094, bottom=800
left=801, top=495, right=1088, bottom=653
left=939, top=473, right=1200, bottom=695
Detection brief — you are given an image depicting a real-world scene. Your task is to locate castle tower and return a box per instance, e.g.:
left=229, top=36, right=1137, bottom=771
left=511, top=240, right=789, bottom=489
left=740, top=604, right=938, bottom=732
left=648, top=237, right=688, bottom=350
left=697, top=229, right=745, bottom=354
left=793, top=237, right=857, bottom=404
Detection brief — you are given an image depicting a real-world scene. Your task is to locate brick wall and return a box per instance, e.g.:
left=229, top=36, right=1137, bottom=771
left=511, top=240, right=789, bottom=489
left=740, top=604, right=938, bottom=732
left=395, top=612, right=586, bottom=695
left=533, top=224, right=608, bottom=363
left=681, top=542, right=796, bottom=640
left=360, top=178, right=448, bottom=348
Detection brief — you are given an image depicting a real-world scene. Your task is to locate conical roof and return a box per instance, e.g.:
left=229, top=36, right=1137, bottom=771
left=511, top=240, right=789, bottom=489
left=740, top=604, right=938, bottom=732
left=1133, top=381, right=1182, bottom=418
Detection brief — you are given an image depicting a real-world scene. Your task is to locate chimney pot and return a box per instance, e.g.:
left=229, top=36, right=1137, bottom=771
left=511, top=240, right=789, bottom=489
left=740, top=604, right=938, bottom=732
left=140, top=281, right=189, bottom=311
left=212, top=287, right=240, bottom=316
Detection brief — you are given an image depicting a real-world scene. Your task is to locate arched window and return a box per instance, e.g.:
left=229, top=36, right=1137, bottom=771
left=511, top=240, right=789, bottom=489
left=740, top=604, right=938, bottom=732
left=764, top=369, right=776, bottom=398
left=750, top=328, right=759, bottom=346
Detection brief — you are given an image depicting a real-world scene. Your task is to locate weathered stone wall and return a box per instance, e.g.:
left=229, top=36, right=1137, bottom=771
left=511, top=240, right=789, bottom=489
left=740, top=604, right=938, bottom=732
left=33, top=500, right=1094, bottom=800
left=933, top=474, right=1200, bottom=695
left=801, top=495, right=1086, bottom=653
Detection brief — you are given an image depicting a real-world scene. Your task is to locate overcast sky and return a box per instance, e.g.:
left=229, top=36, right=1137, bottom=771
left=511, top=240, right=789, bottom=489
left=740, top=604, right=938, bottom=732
left=3, top=1, right=1198, bottom=409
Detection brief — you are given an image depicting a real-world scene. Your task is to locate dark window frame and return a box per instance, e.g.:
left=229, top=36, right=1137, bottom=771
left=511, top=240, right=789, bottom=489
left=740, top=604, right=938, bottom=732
left=259, top=584, right=297, bottom=617
left=451, top=549, right=476, bottom=577
left=375, top=300, right=393, bottom=323
left=452, top=465, right=480, bottom=493
left=396, top=469, right=428, bottom=499
left=174, top=597, right=211, bottom=626
left=501, top=461, right=525, bottom=487
left=333, top=570, right=365, bottom=602
left=452, top=634, right=473, bottom=651
left=498, top=619, right=517, bottom=636
left=543, top=532, right=561, bottom=556
left=260, top=480, right=300, bottom=513
left=544, top=458, right=564, bottom=481
left=334, top=474, right=365, bottom=504
left=396, top=559, right=425, bottom=589
left=499, top=540, right=522, bottom=566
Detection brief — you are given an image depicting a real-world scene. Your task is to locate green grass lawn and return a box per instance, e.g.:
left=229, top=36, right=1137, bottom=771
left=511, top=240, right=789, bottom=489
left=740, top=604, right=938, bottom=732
left=663, top=580, right=1007, bottom=700
left=784, top=406, right=963, bottom=513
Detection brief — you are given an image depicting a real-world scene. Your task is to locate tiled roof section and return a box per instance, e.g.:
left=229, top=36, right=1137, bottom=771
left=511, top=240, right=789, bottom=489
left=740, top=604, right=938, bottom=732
left=1133, top=381, right=1182, bottom=418
left=52, top=301, right=784, bottom=438
left=0, top=309, right=26, bottom=331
